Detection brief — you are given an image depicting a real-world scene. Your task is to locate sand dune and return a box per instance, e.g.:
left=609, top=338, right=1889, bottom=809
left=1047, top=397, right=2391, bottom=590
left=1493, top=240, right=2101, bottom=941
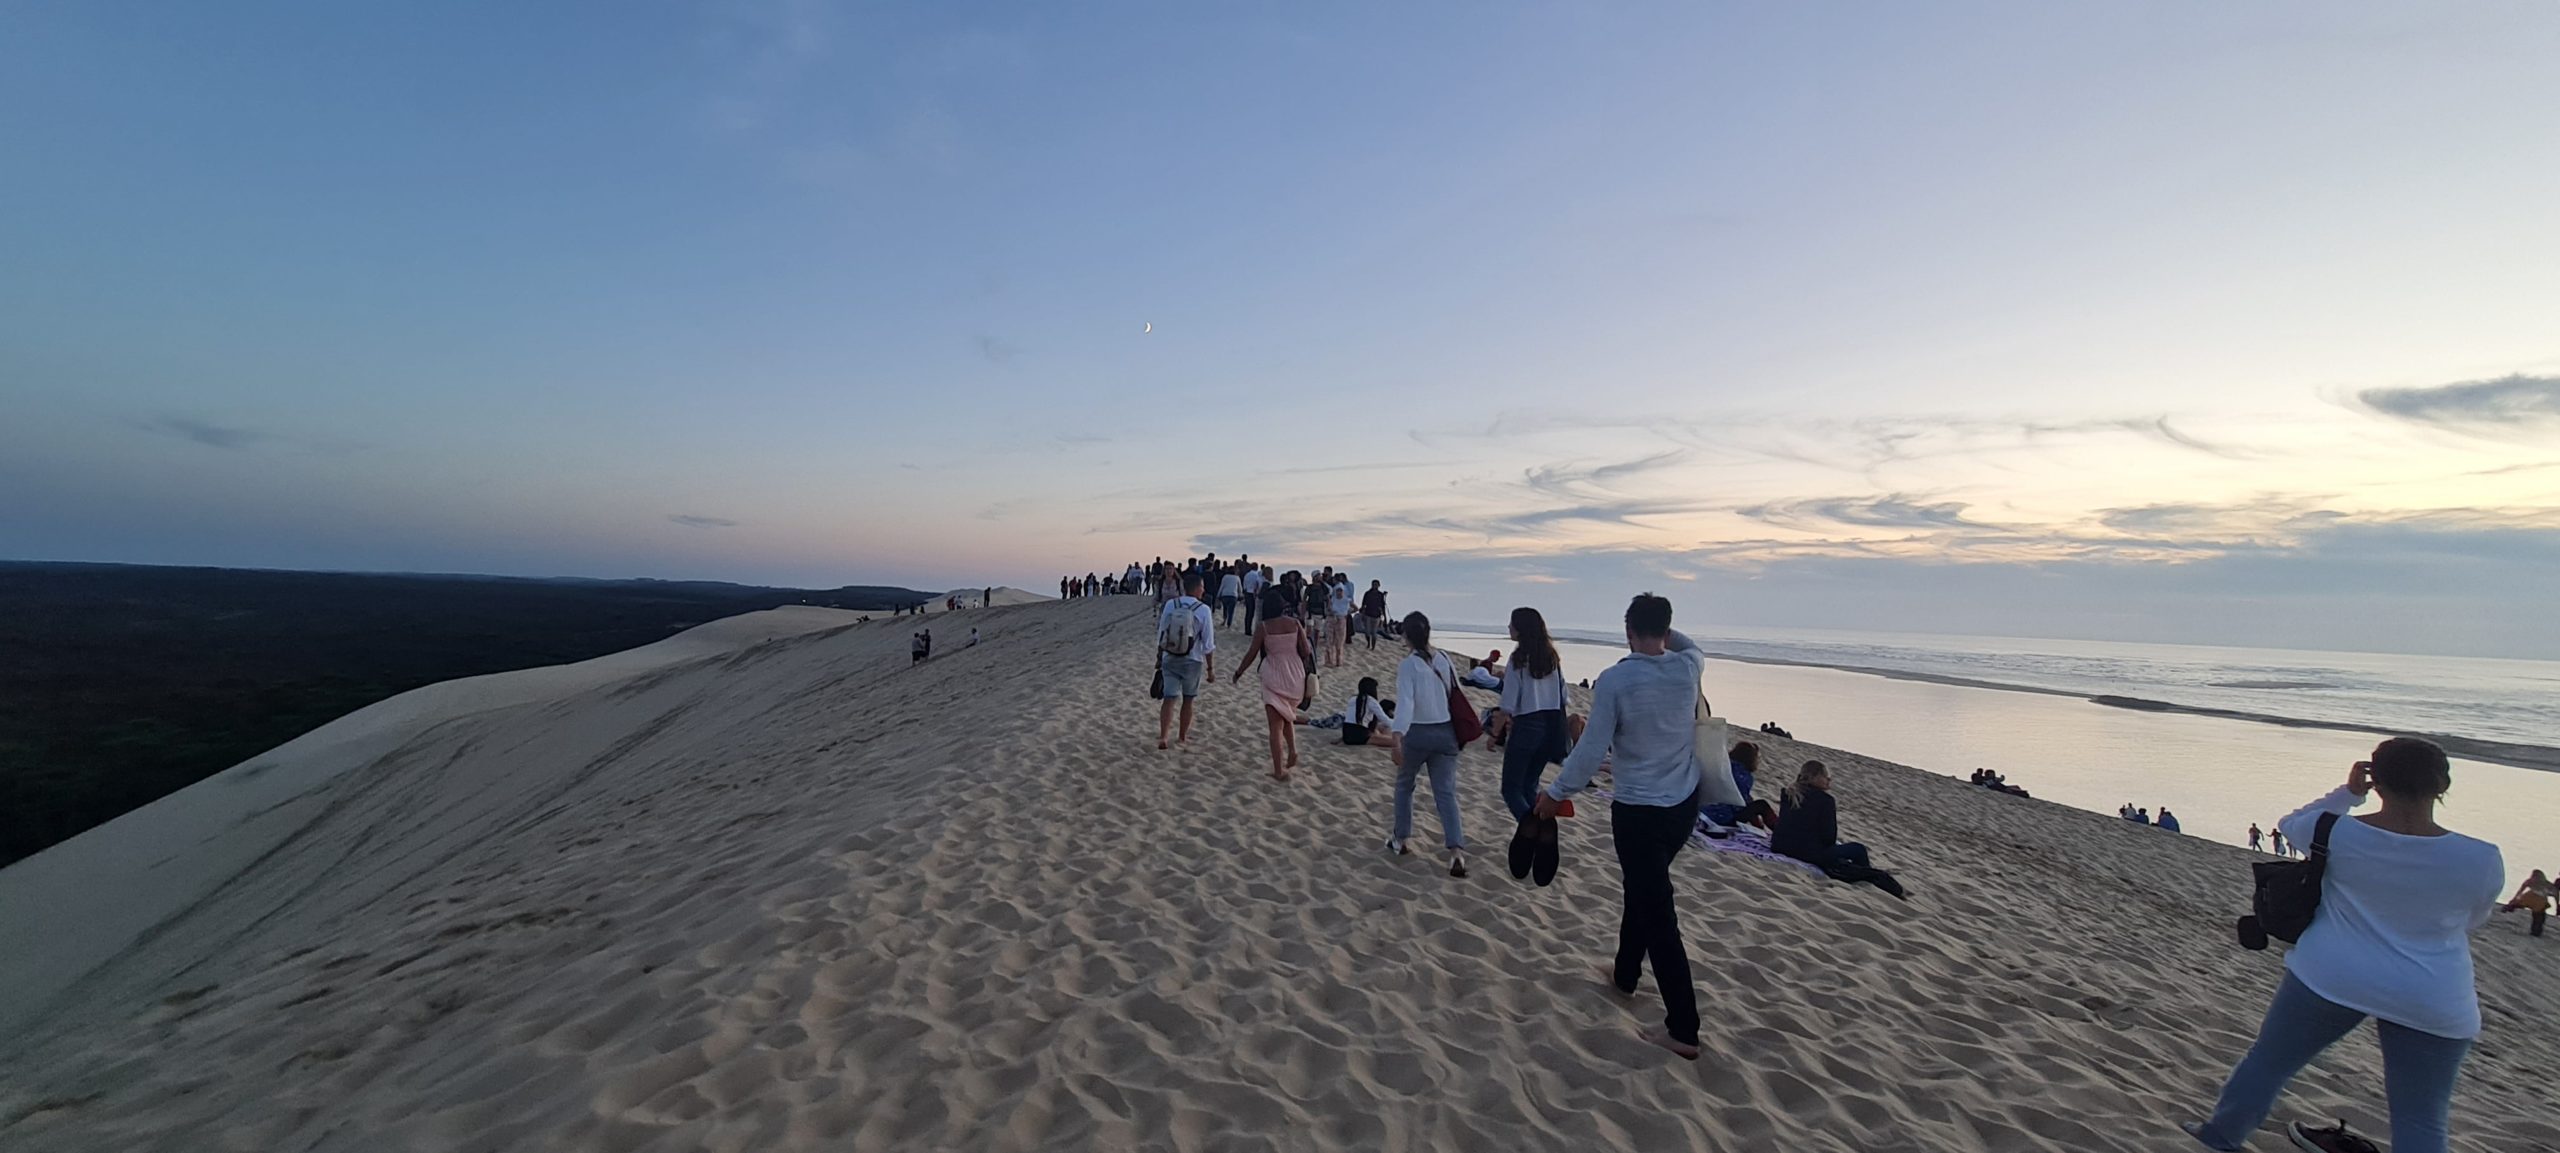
left=3, top=597, right=2552, bottom=1151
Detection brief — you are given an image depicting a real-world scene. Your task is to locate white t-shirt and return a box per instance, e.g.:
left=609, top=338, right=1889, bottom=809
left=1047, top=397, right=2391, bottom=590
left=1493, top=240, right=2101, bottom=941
left=1218, top=573, right=1241, bottom=598
left=1327, top=581, right=1354, bottom=617
left=1157, top=596, right=1214, bottom=658
left=1499, top=665, right=1567, bottom=714
left=1344, top=695, right=1389, bottom=730
left=1390, top=649, right=1457, bottom=734
left=2280, top=786, right=2505, bottom=1039
left=1242, top=569, right=1265, bottom=595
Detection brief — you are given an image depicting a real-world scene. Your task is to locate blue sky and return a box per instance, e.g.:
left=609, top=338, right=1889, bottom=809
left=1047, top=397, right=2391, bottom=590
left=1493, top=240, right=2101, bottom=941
left=5, top=2, right=2558, bottom=656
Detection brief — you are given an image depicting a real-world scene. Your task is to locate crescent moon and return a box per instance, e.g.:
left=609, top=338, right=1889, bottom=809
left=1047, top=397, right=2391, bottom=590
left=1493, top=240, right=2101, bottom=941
left=1143, top=322, right=1152, bottom=334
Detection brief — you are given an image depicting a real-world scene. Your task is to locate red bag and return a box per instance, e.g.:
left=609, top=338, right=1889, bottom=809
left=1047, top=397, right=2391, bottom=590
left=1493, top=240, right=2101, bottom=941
left=1440, top=656, right=1483, bottom=747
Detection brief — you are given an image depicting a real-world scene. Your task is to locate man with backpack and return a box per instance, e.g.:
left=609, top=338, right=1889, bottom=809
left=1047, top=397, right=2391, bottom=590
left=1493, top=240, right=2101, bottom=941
left=1157, top=574, right=1215, bottom=750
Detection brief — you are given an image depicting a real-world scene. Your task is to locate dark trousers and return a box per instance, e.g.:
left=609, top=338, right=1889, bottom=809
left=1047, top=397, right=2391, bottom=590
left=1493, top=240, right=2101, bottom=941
left=1499, top=709, right=1569, bottom=820
left=1220, top=595, right=1238, bottom=627
left=1815, top=842, right=1870, bottom=870
left=1241, top=592, right=1260, bottom=633
left=1611, top=784, right=1704, bottom=1046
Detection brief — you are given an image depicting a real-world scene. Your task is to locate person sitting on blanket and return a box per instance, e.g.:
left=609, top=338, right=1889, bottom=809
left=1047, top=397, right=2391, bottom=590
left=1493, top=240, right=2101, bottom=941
left=1771, top=760, right=1905, bottom=898
left=1702, top=740, right=1776, bottom=831
left=1463, top=648, right=1505, bottom=690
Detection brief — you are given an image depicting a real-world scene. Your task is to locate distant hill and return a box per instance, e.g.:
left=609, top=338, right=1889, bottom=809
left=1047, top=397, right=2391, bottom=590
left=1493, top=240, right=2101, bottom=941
left=0, top=562, right=940, bottom=866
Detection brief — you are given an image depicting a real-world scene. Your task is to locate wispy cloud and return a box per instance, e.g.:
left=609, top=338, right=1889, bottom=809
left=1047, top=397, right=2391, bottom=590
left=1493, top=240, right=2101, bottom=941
left=1737, top=494, right=1981, bottom=530
left=668, top=514, right=741, bottom=529
left=132, top=415, right=271, bottom=450
left=2359, top=373, right=2560, bottom=434
left=976, top=334, right=1021, bottom=365
left=1055, top=432, right=1111, bottom=446
left=1522, top=450, right=1689, bottom=501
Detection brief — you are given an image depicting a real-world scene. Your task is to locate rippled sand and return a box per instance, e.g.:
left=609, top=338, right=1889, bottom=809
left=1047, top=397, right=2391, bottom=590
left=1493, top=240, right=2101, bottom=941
left=3, top=597, right=2552, bottom=1151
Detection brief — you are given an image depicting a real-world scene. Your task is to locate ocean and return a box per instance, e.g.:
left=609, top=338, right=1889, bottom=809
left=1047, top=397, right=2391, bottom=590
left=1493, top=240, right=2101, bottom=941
left=1438, top=625, right=2560, bottom=892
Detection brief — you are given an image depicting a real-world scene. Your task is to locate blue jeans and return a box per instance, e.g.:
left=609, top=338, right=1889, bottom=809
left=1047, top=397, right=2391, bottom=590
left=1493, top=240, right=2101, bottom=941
left=1393, top=722, right=1464, bottom=850
left=1499, top=709, right=1569, bottom=820
left=2190, top=973, right=2470, bottom=1153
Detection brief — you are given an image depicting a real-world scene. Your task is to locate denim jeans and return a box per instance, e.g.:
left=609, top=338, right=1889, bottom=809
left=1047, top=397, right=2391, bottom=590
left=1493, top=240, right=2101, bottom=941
left=1219, top=595, right=1238, bottom=627
left=1393, top=722, right=1464, bottom=850
left=2191, top=973, right=2470, bottom=1153
left=1499, top=709, right=1569, bottom=820
left=1612, top=783, right=1704, bottom=1046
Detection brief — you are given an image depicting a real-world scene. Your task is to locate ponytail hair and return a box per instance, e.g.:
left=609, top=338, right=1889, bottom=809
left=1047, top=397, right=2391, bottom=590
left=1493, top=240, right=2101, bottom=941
left=1402, top=611, right=1433, bottom=656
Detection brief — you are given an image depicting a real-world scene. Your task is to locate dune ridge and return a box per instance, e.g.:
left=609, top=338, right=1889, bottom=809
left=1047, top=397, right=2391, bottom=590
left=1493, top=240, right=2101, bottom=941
left=2, top=598, right=2552, bottom=1151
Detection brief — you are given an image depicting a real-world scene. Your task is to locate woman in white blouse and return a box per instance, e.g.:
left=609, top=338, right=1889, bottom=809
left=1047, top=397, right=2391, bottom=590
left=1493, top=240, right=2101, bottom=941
left=1386, top=611, right=1468, bottom=878
left=1486, top=607, right=1569, bottom=823
left=2183, top=737, right=2505, bottom=1153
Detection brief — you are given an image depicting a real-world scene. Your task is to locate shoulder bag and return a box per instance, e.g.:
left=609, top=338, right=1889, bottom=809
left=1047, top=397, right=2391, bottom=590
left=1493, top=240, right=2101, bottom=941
left=2239, top=811, right=2340, bottom=950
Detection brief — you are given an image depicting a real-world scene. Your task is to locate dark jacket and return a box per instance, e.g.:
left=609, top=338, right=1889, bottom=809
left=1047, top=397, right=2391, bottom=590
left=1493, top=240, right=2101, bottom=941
left=1771, top=788, right=1838, bottom=863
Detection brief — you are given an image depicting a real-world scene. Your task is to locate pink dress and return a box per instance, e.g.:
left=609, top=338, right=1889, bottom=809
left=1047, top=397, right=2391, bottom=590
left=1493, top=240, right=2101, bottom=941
left=1258, top=621, right=1308, bottom=715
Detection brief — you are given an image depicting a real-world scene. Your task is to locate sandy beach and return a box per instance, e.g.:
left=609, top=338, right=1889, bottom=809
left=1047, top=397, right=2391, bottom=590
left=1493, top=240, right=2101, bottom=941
left=2, top=596, right=2553, bottom=1152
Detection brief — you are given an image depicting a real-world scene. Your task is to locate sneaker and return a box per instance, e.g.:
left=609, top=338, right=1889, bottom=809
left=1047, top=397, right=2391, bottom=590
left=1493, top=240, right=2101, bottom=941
left=1448, top=852, right=1469, bottom=878
left=2286, top=1120, right=2381, bottom=1153
left=1384, top=838, right=1410, bottom=857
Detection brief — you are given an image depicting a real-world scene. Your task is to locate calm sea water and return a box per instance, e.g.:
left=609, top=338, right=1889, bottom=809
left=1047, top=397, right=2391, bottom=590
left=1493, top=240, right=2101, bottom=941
left=1440, top=626, right=2560, bottom=892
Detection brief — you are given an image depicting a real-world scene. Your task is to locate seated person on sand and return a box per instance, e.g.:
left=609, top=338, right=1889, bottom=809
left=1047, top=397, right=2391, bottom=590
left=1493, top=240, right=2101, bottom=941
left=1771, top=760, right=1905, bottom=898
left=1301, top=676, right=1396, bottom=748
left=1462, top=648, right=1505, bottom=690
left=1702, top=740, right=1774, bottom=831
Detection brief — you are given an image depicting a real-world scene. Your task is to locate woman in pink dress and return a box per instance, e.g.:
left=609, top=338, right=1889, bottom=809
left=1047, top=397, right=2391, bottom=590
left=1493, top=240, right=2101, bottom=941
left=1232, top=588, right=1314, bottom=781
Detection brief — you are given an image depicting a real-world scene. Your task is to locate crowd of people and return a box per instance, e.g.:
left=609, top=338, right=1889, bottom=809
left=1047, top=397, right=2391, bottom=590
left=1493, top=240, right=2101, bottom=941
left=1132, top=564, right=1910, bottom=1061
left=1041, top=549, right=2538, bottom=1148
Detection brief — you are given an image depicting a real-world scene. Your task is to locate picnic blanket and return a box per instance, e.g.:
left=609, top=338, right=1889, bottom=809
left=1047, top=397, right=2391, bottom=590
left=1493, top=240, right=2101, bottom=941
left=1587, top=787, right=1824, bottom=876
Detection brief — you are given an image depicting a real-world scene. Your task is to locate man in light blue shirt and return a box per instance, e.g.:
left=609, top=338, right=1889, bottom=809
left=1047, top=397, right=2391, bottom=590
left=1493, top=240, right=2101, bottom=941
left=1535, top=593, right=1707, bottom=1060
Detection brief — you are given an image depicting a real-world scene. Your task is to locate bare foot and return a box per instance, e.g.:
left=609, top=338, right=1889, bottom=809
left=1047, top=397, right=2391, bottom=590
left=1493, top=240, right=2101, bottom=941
left=1640, top=1027, right=1701, bottom=1061
left=1286, top=751, right=1299, bottom=769
left=1158, top=739, right=1170, bottom=751
left=1273, top=769, right=1291, bottom=782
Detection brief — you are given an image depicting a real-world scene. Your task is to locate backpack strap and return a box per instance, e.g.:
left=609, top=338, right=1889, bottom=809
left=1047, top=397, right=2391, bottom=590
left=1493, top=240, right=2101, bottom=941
left=2307, top=811, right=2341, bottom=857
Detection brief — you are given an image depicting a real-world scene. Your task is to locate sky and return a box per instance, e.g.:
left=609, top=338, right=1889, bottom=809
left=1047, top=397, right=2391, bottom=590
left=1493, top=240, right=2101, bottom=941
left=4, top=2, right=2558, bottom=657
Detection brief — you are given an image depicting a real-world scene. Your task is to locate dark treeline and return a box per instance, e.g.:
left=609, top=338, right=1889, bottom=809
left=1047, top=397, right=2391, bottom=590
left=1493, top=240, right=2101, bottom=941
left=0, top=562, right=933, bottom=866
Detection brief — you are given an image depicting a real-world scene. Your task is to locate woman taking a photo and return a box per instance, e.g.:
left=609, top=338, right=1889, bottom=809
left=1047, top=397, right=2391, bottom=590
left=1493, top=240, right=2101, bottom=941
left=1489, top=607, right=1569, bottom=823
left=1231, top=587, right=1314, bottom=782
left=1386, top=611, right=1468, bottom=878
left=2182, top=738, right=2505, bottom=1153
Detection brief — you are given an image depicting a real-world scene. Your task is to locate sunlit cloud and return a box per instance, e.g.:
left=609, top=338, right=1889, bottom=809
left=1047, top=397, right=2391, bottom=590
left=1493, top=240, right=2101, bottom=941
left=668, top=514, right=741, bottom=529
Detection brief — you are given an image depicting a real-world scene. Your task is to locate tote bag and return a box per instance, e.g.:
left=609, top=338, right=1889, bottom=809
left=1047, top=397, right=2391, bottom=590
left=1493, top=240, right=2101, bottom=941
left=1692, top=694, right=1745, bottom=809
left=1437, top=656, right=1483, bottom=747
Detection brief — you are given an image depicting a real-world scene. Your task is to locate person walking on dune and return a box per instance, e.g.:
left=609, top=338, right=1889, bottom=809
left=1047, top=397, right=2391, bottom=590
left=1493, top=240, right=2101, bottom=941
left=1386, top=611, right=1469, bottom=879
left=1233, top=587, right=1315, bottom=781
left=1341, top=568, right=1361, bottom=666
left=1534, top=592, right=1708, bottom=1061
left=1156, top=575, right=1213, bottom=750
